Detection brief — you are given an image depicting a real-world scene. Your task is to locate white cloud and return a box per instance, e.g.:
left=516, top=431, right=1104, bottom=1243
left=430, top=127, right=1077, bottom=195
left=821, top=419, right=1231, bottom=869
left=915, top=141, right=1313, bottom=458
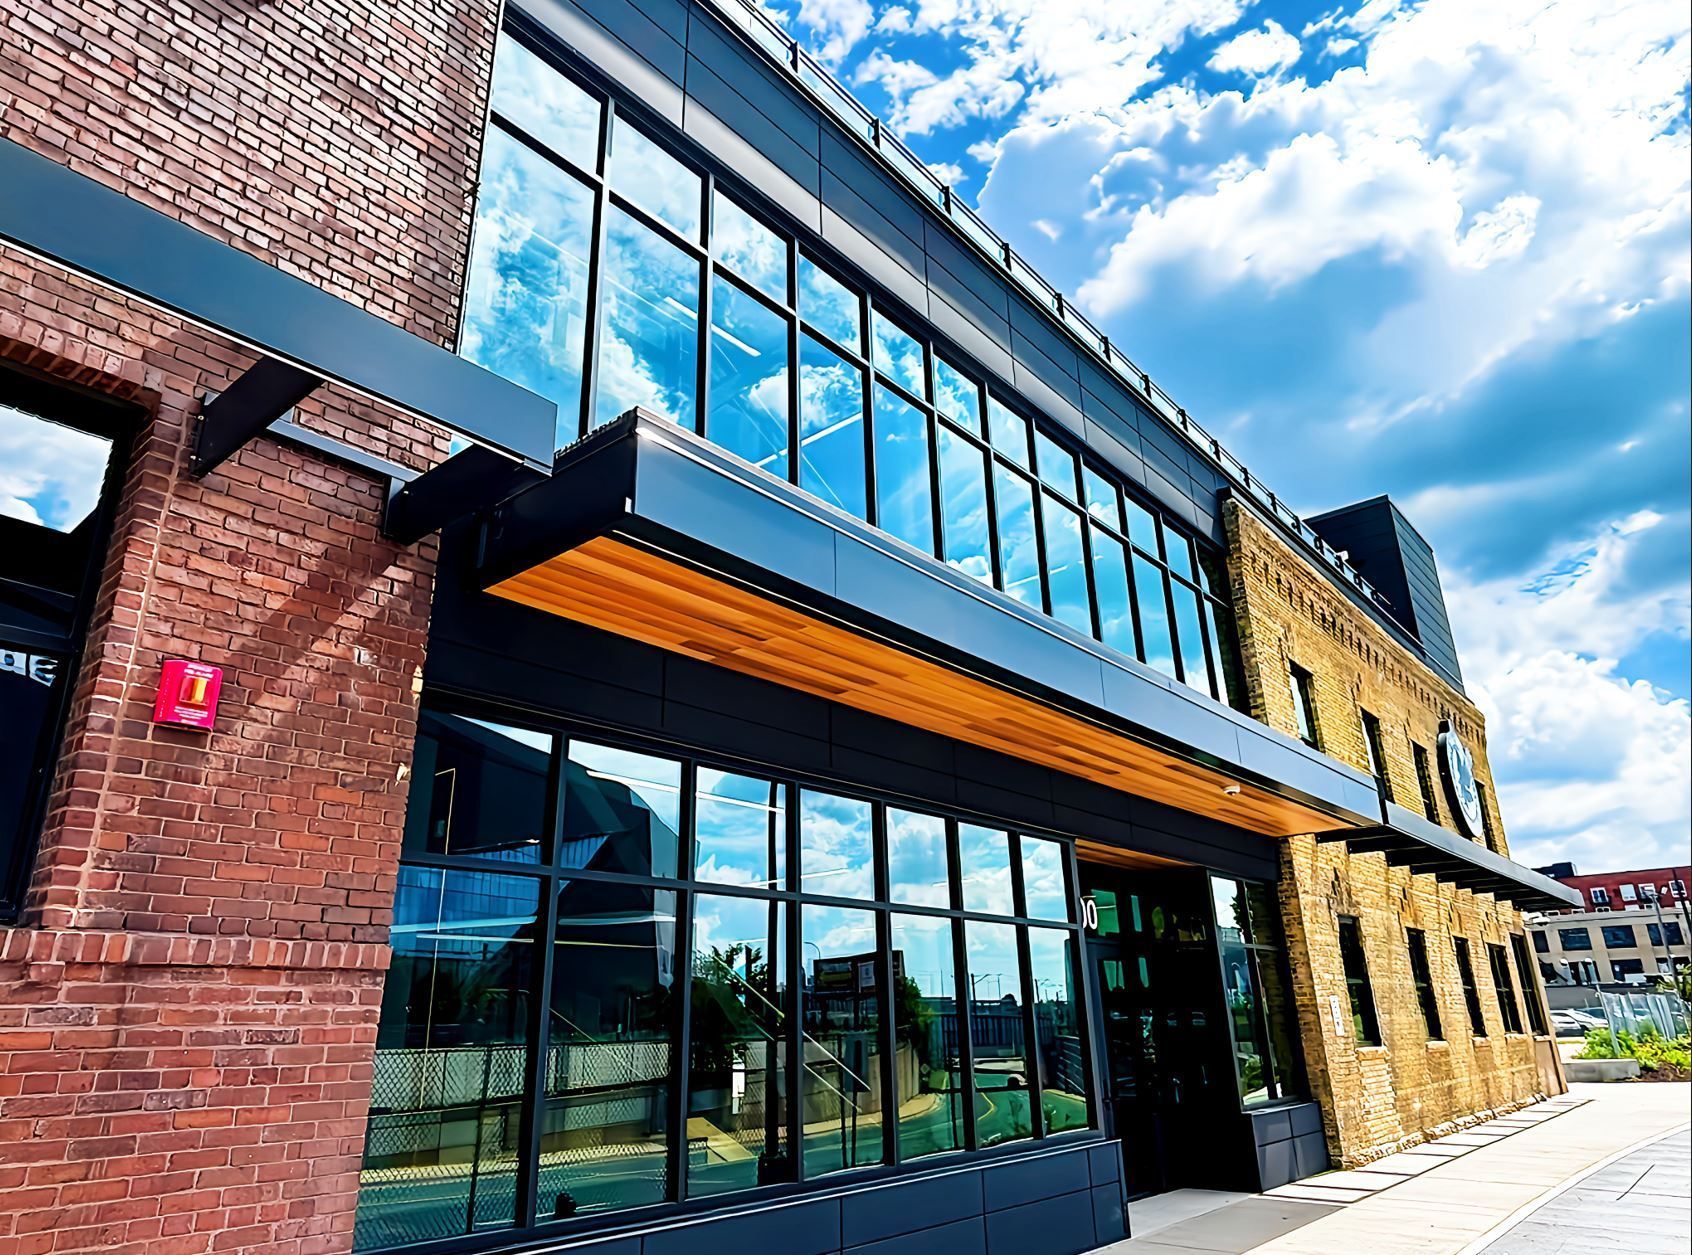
left=794, top=0, right=876, bottom=62
left=1208, top=20, right=1302, bottom=77
left=1045, top=0, right=1691, bottom=424
left=0, top=404, right=112, bottom=532
left=1443, top=514, right=1691, bottom=869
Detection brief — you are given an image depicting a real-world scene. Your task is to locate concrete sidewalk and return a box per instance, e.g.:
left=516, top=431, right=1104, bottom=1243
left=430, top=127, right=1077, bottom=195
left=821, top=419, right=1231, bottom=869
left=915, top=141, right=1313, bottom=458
left=1096, top=1083, right=1691, bottom=1255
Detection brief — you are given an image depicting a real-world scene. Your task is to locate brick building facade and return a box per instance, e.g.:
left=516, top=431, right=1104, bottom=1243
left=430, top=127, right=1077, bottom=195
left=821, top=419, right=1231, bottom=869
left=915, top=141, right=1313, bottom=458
left=0, top=1, right=1574, bottom=1252
left=0, top=0, right=484, bottom=1249
left=1227, top=504, right=1561, bottom=1166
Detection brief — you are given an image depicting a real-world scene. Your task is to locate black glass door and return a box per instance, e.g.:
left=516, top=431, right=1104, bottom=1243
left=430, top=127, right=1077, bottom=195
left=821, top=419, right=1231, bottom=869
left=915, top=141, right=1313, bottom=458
left=1081, top=867, right=1235, bottom=1197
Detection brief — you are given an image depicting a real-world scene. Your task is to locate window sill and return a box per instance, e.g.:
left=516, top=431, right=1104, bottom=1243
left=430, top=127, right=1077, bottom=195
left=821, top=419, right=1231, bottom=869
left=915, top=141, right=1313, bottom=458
left=1426, top=1040, right=1449, bottom=1049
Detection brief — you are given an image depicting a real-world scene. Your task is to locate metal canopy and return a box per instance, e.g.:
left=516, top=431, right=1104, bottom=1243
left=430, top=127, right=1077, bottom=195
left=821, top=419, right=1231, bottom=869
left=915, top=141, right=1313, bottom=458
left=1315, top=809, right=1581, bottom=912
left=0, top=137, right=559, bottom=539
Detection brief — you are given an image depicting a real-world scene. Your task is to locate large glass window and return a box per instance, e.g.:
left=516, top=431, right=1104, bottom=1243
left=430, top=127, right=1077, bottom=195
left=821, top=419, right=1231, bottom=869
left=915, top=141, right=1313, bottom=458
left=1027, top=928, right=1087, bottom=1133
left=872, top=384, right=935, bottom=554
left=609, top=118, right=701, bottom=240
left=1558, top=926, right=1593, bottom=951
left=1041, top=494, right=1092, bottom=635
left=364, top=703, right=1097, bottom=1245
left=356, top=868, right=540, bottom=1249
left=1132, top=553, right=1176, bottom=679
left=540, top=880, right=676, bottom=1220
left=891, top=912, right=963, bottom=1159
left=693, top=769, right=786, bottom=889
left=688, top=893, right=790, bottom=1196
left=957, top=825, right=1015, bottom=916
left=593, top=207, right=700, bottom=431
left=490, top=39, right=602, bottom=172
left=964, top=919, right=1031, bottom=1146
left=563, top=741, right=680, bottom=877
left=796, top=333, right=867, bottom=519
left=465, top=30, right=1253, bottom=714
left=1, top=384, right=121, bottom=916
left=886, top=808, right=950, bottom=907
left=993, top=464, right=1042, bottom=609
left=1211, top=877, right=1302, bottom=1106
left=800, top=903, right=883, bottom=1177
left=712, top=190, right=788, bottom=302
left=936, top=425, right=994, bottom=585
left=707, top=276, right=790, bottom=476
left=799, top=789, right=875, bottom=900
left=797, top=255, right=861, bottom=351
left=1511, top=934, right=1549, bottom=1036
left=462, top=129, right=595, bottom=450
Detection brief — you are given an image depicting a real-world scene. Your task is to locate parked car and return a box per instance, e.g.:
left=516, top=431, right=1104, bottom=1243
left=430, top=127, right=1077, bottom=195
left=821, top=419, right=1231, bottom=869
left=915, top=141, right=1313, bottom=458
left=1549, top=1009, right=1605, bottom=1038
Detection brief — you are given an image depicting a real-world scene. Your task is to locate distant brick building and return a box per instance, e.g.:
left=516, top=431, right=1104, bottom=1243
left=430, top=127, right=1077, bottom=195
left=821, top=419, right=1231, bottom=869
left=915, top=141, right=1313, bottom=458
left=1525, top=864, right=1692, bottom=988
left=0, top=1, right=1575, bottom=1252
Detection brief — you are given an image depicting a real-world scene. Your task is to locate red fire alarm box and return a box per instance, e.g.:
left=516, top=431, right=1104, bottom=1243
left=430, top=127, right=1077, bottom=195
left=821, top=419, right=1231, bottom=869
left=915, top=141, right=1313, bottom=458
left=153, top=659, right=223, bottom=731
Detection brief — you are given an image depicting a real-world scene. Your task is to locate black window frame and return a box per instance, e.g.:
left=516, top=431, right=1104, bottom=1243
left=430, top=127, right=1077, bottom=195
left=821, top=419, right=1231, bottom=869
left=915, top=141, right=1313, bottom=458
left=1452, top=936, right=1487, bottom=1036
left=1510, top=934, right=1548, bottom=1036
left=1336, top=914, right=1380, bottom=1046
left=1360, top=708, right=1392, bottom=801
left=1405, top=928, right=1443, bottom=1041
left=1412, top=742, right=1440, bottom=824
left=1487, top=942, right=1524, bottom=1035
left=1557, top=926, right=1593, bottom=951
left=356, top=691, right=1101, bottom=1254
left=1289, top=664, right=1321, bottom=750
left=0, top=365, right=134, bottom=920
left=1601, top=924, right=1637, bottom=950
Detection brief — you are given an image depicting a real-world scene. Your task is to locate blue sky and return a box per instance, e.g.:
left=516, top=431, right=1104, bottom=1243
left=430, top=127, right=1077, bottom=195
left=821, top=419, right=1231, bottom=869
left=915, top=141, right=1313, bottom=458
left=770, top=0, right=1691, bottom=871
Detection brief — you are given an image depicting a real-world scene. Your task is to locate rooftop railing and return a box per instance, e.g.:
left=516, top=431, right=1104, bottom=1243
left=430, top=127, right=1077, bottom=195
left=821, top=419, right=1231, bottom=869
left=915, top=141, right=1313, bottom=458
left=705, top=0, right=1399, bottom=621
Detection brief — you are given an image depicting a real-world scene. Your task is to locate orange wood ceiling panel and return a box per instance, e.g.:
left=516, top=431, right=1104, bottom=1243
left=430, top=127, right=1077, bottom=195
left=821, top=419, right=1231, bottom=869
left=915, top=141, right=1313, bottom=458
left=487, top=536, right=1348, bottom=839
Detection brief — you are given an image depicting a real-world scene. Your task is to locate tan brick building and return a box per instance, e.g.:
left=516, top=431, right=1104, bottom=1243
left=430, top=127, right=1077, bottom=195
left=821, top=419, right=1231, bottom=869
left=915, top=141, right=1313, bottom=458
left=1228, top=501, right=1564, bottom=1166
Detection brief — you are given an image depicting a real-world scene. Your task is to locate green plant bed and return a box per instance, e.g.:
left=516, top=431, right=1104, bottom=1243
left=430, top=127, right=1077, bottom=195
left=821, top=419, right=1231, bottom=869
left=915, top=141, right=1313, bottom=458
left=1576, top=1026, right=1691, bottom=1080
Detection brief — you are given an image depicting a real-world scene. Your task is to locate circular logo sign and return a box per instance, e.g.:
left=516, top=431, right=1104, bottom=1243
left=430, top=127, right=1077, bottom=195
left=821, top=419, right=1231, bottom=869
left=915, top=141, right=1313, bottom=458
left=1437, top=723, right=1484, bottom=840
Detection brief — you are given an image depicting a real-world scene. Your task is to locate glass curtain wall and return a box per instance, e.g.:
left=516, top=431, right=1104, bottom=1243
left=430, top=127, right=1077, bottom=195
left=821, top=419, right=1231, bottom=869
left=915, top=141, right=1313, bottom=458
left=461, top=26, right=1244, bottom=711
left=355, top=703, right=1093, bottom=1250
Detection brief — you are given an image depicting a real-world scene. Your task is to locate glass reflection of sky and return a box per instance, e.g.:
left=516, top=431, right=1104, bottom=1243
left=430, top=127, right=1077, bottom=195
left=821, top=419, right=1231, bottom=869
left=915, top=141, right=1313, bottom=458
left=461, top=129, right=593, bottom=452
left=491, top=38, right=600, bottom=171
left=957, top=825, right=1014, bottom=916
left=1134, top=552, right=1178, bottom=679
left=1084, top=465, right=1122, bottom=530
left=937, top=426, right=993, bottom=586
left=593, top=207, right=699, bottom=431
left=1172, top=584, right=1210, bottom=696
left=871, top=311, right=925, bottom=398
left=986, top=396, right=1029, bottom=469
left=0, top=405, right=111, bottom=532
left=1041, top=495, right=1091, bottom=635
left=993, top=465, right=1040, bottom=608
left=709, top=277, right=790, bottom=477
left=1020, top=838, right=1069, bottom=922
left=886, top=809, right=949, bottom=907
left=712, top=191, right=787, bottom=302
left=799, top=790, right=875, bottom=900
left=566, top=741, right=681, bottom=877
left=1091, top=534, right=1136, bottom=659
left=932, top=356, right=980, bottom=433
left=694, top=768, right=787, bottom=889
left=872, top=384, right=934, bottom=555
left=1033, top=429, right=1078, bottom=499
left=798, top=256, right=861, bottom=352
left=610, top=119, right=701, bottom=239
left=797, top=333, right=867, bottom=520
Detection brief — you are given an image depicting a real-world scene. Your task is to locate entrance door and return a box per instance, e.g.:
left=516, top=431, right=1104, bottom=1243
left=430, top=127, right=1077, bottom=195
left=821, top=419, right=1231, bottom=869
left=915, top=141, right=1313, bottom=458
left=1081, top=867, right=1234, bottom=1197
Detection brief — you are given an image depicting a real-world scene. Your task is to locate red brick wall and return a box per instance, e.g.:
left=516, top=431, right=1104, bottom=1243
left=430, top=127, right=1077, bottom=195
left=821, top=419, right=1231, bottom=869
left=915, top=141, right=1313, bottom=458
left=0, top=0, right=503, bottom=1248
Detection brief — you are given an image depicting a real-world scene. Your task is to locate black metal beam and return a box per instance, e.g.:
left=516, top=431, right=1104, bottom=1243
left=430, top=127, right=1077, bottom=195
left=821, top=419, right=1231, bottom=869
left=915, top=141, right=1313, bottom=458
left=384, top=445, right=546, bottom=545
left=0, top=136, right=555, bottom=468
left=192, top=359, right=320, bottom=478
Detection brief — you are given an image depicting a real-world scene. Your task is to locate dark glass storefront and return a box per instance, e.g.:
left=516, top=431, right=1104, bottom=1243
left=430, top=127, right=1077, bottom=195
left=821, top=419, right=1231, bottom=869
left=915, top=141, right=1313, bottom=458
left=357, top=704, right=1097, bottom=1251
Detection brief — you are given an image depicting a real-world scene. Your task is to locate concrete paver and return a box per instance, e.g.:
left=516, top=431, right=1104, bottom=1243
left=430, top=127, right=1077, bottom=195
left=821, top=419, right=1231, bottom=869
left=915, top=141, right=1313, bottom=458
left=1098, top=1083, right=1691, bottom=1255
